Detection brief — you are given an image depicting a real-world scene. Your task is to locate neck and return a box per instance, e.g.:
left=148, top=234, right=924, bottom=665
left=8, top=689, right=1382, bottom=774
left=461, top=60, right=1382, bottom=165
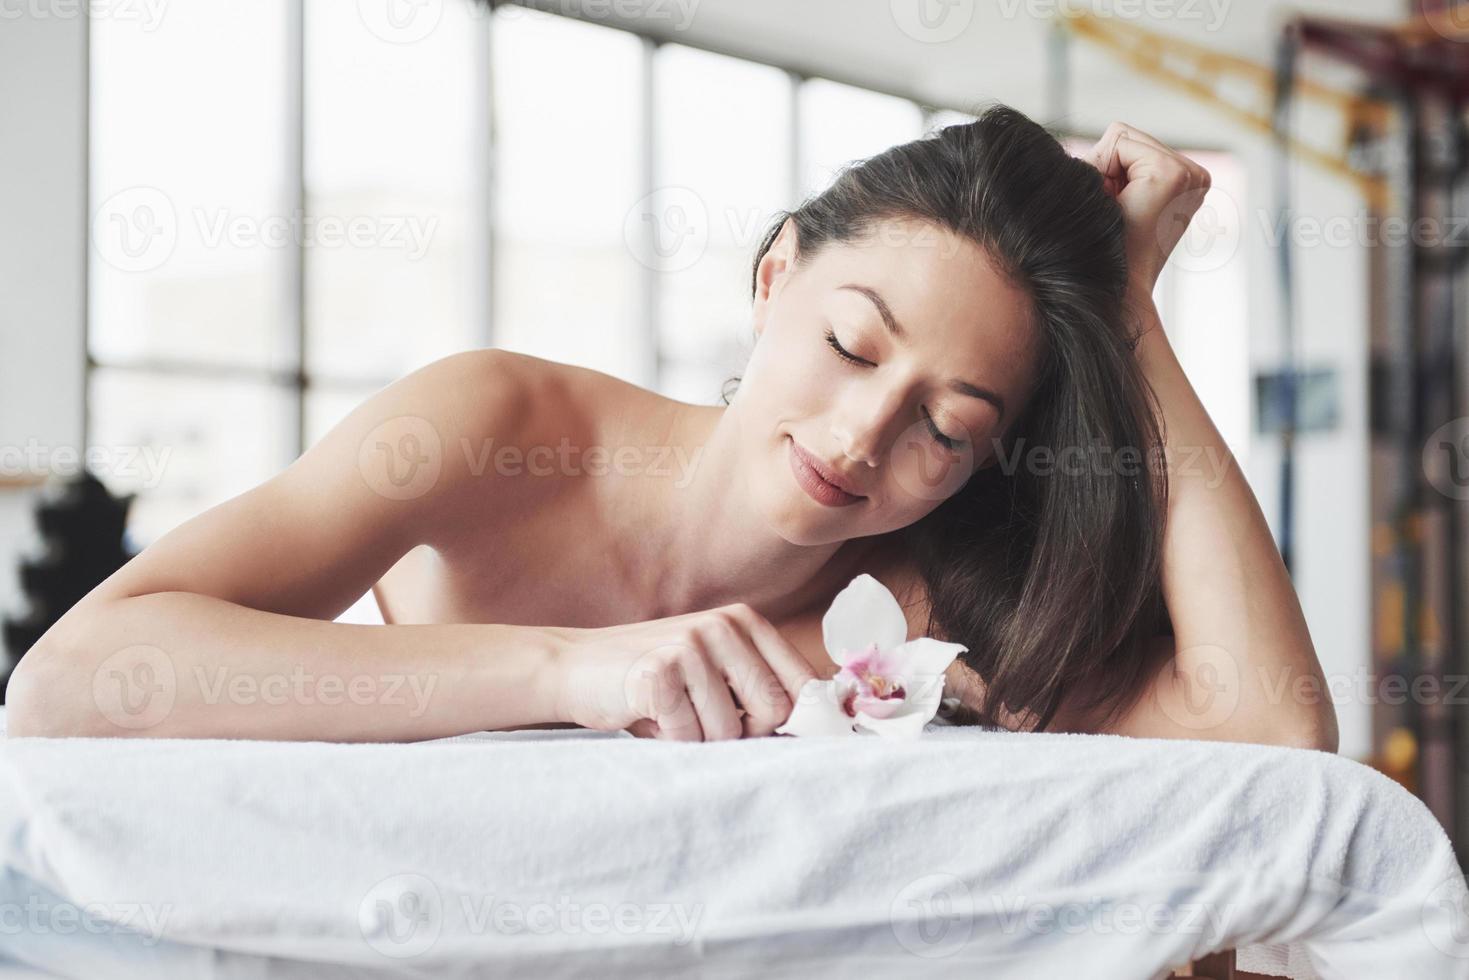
left=614, top=401, right=882, bottom=622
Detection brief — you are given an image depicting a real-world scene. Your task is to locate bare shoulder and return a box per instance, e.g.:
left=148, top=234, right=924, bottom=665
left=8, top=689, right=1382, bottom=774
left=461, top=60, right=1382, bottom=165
left=389, top=349, right=685, bottom=525
left=475, top=348, right=674, bottom=450
left=345, top=349, right=599, bottom=534
left=395, top=347, right=629, bottom=466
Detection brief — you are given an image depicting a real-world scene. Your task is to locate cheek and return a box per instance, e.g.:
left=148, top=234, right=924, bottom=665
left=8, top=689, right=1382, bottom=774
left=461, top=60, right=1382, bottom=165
left=867, top=480, right=948, bottom=536
left=744, top=318, right=834, bottom=410
left=884, top=433, right=979, bottom=508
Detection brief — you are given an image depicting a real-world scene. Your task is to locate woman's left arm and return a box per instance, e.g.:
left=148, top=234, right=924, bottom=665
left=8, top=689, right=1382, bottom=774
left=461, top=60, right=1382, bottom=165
left=1054, top=122, right=1339, bottom=752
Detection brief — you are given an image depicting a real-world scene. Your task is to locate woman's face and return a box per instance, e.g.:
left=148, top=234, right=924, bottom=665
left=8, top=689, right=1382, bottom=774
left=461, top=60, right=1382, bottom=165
left=737, top=215, right=1042, bottom=545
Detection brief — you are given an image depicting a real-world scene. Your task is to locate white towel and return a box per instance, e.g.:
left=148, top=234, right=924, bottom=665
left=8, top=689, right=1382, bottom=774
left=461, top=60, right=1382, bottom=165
left=0, top=721, right=1464, bottom=979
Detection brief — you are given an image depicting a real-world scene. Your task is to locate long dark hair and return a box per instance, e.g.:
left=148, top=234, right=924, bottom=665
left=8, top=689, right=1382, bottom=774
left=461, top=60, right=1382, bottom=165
left=733, top=103, right=1172, bottom=733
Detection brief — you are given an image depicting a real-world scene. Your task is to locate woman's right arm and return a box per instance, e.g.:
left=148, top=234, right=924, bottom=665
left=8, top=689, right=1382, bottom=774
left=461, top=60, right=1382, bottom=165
left=4, top=349, right=567, bottom=742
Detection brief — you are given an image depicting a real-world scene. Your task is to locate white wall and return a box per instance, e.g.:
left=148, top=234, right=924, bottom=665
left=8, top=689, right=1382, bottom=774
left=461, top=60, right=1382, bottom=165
left=0, top=11, right=89, bottom=619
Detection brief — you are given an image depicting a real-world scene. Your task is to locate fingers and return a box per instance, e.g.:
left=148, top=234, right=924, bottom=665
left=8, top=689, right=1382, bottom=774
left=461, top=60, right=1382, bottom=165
left=729, top=603, right=819, bottom=699
left=1083, top=122, right=1129, bottom=185
left=628, top=642, right=744, bottom=743
left=1118, top=136, right=1210, bottom=196
left=689, top=631, right=783, bottom=738
left=616, top=604, right=823, bottom=742
left=1111, top=124, right=1210, bottom=186
left=1082, top=122, right=1212, bottom=194
left=676, top=644, right=747, bottom=742
left=723, top=604, right=821, bottom=737
left=642, top=654, right=704, bottom=742
left=1107, top=121, right=1168, bottom=155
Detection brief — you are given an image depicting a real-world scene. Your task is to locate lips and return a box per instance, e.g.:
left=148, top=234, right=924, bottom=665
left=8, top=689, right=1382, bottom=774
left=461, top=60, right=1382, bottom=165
left=789, top=437, right=866, bottom=507
left=800, top=445, right=865, bottom=497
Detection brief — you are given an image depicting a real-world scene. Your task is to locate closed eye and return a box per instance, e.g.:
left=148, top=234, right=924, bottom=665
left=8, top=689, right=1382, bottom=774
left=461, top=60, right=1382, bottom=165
left=823, top=328, right=965, bottom=449
left=824, top=328, right=870, bottom=366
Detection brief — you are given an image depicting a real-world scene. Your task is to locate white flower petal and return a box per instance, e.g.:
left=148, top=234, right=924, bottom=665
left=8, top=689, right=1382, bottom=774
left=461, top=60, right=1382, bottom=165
left=893, top=637, right=968, bottom=679
left=905, top=677, right=947, bottom=715
left=822, top=573, right=908, bottom=665
left=853, top=705, right=933, bottom=738
left=774, top=678, right=857, bottom=737
left=854, top=678, right=947, bottom=738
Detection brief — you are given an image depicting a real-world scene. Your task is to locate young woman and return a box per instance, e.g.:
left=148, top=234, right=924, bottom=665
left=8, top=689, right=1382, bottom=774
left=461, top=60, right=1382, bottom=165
left=7, top=106, right=1338, bottom=751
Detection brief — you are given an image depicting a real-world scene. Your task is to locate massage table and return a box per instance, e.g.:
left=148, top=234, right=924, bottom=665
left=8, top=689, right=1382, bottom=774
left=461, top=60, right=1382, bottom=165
left=0, top=704, right=1465, bottom=978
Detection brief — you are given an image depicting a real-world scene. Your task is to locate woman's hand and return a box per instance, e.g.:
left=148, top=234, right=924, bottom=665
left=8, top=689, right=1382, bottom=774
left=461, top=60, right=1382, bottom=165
left=548, top=603, right=819, bottom=741
left=1079, top=121, right=1213, bottom=300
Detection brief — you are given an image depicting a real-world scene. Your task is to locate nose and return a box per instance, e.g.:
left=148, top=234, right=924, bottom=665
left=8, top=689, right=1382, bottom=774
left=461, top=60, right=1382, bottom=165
left=836, top=432, right=878, bottom=467
left=831, top=385, right=905, bottom=468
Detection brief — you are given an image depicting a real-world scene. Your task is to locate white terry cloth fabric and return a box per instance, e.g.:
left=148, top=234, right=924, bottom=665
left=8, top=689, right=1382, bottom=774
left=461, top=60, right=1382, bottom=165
left=0, top=721, right=1465, bottom=980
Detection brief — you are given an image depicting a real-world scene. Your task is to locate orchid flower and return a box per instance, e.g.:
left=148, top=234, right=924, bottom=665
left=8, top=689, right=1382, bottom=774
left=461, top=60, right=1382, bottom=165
left=775, top=573, right=968, bottom=739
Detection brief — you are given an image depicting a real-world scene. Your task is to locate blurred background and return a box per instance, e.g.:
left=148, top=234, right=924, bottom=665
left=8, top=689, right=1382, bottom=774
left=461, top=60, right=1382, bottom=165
left=0, top=0, right=1465, bottom=856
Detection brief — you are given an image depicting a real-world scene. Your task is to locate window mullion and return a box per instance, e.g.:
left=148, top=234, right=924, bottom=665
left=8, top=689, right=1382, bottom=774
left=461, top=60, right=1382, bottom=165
left=286, top=0, right=306, bottom=459
left=787, top=70, right=803, bottom=208
left=641, top=35, right=659, bottom=390
left=477, top=9, right=497, bottom=350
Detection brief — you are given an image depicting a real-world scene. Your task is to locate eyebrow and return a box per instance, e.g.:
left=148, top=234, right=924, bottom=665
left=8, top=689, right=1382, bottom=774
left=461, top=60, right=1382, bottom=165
left=837, top=283, right=1007, bottom=422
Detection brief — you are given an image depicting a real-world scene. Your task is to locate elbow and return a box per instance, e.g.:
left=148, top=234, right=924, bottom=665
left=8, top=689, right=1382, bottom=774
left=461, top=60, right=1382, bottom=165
left=5, top=638, right=118, bottom=740
left=1298, top=720, right=1340, bottom=755
left=1273, top=704, right=1340, bottom=755
left=5, top=645, right=57, bottom=738
left=6, top=598, right=164, bottom=739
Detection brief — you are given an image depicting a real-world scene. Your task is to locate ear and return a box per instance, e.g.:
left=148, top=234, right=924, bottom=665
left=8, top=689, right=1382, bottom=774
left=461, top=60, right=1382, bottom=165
left=752, top=218, right=798, bottom=338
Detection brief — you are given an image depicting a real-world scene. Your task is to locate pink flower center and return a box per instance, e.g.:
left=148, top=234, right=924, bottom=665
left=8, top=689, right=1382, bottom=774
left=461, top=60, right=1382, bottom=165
left=836, top=643, right=907, bottom=718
